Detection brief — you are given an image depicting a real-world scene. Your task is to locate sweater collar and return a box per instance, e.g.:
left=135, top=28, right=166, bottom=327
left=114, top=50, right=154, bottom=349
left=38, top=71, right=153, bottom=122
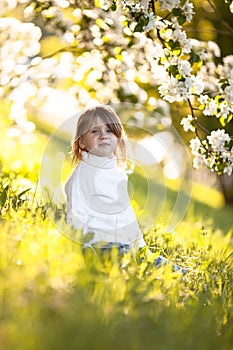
left=81, top=151, right=117, bottom=169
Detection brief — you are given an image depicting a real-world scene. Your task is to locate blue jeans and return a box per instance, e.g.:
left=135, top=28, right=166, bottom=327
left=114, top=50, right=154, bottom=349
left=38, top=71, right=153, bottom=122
left=83, top=242, right=131, bottom=255
left=82, top=243, right=187, bottom=274
left=154, top=255, right=187, bottom=274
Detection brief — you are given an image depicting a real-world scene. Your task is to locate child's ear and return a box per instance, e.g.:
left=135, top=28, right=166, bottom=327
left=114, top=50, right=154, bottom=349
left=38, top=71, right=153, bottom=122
left=78, top=137, right=86, bottom=150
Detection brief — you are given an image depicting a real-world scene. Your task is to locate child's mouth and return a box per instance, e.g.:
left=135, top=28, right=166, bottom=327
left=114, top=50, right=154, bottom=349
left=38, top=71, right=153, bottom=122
left=98, top=142, right=110, bottom=146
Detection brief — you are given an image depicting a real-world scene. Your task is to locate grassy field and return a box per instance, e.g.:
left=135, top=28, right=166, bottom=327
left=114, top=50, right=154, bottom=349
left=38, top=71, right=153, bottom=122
left=0, top=113, right=232, bottom=350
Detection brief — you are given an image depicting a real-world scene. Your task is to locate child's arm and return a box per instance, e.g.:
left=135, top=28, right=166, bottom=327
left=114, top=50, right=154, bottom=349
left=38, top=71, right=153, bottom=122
left=64, top=169, right=84, bottom=230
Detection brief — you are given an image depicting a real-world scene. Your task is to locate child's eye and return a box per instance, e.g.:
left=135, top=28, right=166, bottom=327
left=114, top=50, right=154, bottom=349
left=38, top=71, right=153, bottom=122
left=106, top=129, right=112, bottom=133
left=91, top=129, right=99, bottom=134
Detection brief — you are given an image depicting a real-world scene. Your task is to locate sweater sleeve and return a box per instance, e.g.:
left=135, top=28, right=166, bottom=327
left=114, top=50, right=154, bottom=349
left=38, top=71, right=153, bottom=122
left=64, top=169, right=85, bottom=230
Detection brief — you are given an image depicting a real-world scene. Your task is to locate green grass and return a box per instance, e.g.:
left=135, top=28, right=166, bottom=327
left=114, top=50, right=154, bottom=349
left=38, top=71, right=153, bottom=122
left=0, top=114, right=232, bottom=350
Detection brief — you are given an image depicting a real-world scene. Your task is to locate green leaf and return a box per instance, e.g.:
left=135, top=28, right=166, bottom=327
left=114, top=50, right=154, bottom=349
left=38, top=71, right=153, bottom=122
left=190, top=51, right=200, bottom=64
left=178, top=14, right=186, bottom=25
left=168, top=40, right=180, bottom=50
left=80, top=231, right=95, bottom=244
left=134, top=22, right=143, bottom=32
left=172, top=8, right=182, bottom=16
left=111, top=3, right=117, bottom=11
left=0, top=189, right=7, bottom=207
left=166, top=64, right=179, bottom=77
left=219, top=78, right=229, bottom=90
left=134, top=16, right=149, bottom=32
left=222, top=83, right=230, bottom=90
left=17, top=188, right=31, bottom=199
left=168, top=39, right=176, bottom=49
left=217, top=162, right=225, bottom=172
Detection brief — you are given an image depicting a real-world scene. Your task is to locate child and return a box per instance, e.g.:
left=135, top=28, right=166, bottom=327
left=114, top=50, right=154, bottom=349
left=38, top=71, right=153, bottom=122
left=65, top=105, right=187, bottom=273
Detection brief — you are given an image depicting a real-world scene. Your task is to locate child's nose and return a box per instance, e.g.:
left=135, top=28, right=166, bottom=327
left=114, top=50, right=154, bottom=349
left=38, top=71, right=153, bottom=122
left=100, top=129, right=108, bottom=138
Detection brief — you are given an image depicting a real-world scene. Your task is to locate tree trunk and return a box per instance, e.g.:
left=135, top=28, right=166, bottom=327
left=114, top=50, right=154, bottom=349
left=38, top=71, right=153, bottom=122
left=219, top=173, right=233, bottom=205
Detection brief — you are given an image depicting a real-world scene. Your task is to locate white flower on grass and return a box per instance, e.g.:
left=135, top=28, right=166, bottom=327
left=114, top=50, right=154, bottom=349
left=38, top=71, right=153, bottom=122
left=181, top=114, right=195, bottom=132
left=207, top=129, right=230, bottom=152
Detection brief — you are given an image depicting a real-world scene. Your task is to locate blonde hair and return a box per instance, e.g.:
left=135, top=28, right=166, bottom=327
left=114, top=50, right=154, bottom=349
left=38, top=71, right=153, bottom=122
left=72, top=105, right=127, bottom=165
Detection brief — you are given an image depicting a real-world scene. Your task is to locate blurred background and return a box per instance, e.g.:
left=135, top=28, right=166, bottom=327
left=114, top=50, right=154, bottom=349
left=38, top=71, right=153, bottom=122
left=0, top=0, right=233, bottom=229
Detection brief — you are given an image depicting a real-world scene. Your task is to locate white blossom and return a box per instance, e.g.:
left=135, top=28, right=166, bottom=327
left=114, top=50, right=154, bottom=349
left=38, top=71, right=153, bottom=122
left=224, top=81, right=233, bottom=105
left=177, top=59, right=192, bottom=76
left=207, top=129, right=230, bottom=152
left=207, top=41, right=221, bottom=58
left=181, top=114, right=195, bottom=132
left=158, top=0, right=181, bottom=11
left=230, top=1, right=233, bottom=13
left=172, top=26, right=192, bottom=54
left=205, top=154, right=216, bottom=168
left=0, top=0, right=232, bottom=176
left=182, top=1, right=195, bottom=22
left=143, top=13, right=156, bottom=31
left=193, top=152, right=205, bottom=169
left=198, top=94, right=209, bottom=105
left=215, top=101, right=230, bottom=120
left=203, top=99, right=218, bottom=116
left=190, top=137, right=201, bottom=154
left=224, top=164, right=232, bottom=176
left=191, top=75, right=205, bottom=95
left=0, top=0, right=17, bottom=16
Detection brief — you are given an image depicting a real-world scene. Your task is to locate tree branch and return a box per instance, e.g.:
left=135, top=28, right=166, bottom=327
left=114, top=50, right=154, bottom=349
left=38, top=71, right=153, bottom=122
left=150, top=0, right=156, bottom=15
left=187, top=98, right=210, bottom=135
left=42, top=47, right=83, bottom=59
left=207, top=0, right=233, bottom=35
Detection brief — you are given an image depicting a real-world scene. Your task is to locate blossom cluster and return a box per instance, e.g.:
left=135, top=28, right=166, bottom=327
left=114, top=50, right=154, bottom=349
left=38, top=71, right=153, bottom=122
left=0, top=17, right=41, bottom=90
left=190, top=130, right=233, bottom=175
left=119, top=0, right=233, bottom=176
left=0, top=0, right=232, bottom=176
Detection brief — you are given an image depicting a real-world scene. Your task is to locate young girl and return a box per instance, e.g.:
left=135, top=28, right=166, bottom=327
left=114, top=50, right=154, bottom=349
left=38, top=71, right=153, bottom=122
left=65, top=105, right=187, bottom=273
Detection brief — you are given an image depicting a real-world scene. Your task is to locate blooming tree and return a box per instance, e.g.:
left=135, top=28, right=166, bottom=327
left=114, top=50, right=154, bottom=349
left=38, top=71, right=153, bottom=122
left=0, top=0, right=233, bottom=179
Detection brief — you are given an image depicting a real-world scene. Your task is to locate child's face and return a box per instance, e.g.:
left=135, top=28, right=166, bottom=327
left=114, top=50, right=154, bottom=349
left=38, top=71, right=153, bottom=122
left=79, top=116, right=118, bottom=158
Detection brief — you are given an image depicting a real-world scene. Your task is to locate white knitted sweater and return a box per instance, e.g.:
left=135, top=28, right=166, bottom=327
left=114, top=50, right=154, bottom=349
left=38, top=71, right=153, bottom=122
left=65, top=152, right=146, bottom=248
